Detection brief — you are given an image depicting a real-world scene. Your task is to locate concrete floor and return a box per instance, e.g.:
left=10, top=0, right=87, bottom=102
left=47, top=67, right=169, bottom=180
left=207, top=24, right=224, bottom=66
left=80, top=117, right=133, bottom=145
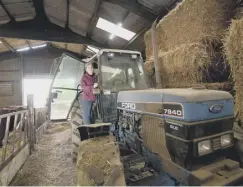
left=10, top=122, right=176, bottom=186
left=11, top=123, right=76, bottom=186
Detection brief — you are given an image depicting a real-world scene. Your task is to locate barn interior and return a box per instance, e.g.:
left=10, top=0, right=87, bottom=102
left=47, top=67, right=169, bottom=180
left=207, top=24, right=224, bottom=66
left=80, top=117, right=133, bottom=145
left=0, top=0, right=243, bottom=186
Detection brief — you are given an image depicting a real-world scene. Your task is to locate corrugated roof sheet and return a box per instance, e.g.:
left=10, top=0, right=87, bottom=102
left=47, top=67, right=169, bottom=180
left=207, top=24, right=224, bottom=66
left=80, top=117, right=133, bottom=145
left=69, top=0, right=96, bottom=36
left=123, top=12, right=150, bottom=33
left=0, top=6, right=10, bottom=24
left=0, top=43, right=9, bottom=53
left=91, top=28, right=110, bottom=44
left=138, top=0, right=173, bottom=14
left=2, top=0, right=36, bottom=21
left=44, top=0, right=67, bottom=28
left=0, top=0, right=176, bottom=53
left=108, top=36, right=127, bottom=49
left=5, top=38, right=27, bottom=50
left=126, top=33, right=146, bottom=52
left=99, top=2, right=128, bottom=24
left=0, top=38, right=85, bottom=55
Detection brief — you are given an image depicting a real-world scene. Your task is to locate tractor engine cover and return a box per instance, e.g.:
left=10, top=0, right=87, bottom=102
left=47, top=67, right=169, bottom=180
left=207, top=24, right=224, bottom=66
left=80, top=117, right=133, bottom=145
left=117, top=88, right=234, bottom=171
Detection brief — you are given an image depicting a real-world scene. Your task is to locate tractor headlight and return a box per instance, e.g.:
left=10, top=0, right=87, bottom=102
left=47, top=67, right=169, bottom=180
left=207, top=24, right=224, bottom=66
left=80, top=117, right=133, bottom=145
left=221, top=134, right=232, bottom=147
left=198, top=140, right=212, bottom=156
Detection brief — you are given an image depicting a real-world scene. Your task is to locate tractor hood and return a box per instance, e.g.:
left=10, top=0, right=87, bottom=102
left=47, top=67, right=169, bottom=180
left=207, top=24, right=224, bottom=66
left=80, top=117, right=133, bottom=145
left=117, top=88, right=234, bottom=122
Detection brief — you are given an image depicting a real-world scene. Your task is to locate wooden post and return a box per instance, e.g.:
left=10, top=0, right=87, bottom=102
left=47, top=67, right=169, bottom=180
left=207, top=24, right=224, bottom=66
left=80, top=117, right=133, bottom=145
left=18, top=113, right=24, bottom=148
left=151, top=19, right=162, bottom=89
left=33, top=108, right=37, bottom=144
left=2, top=116, right=10, bottom=162
left=27, top=94, right=35, bottom=153
left=12, top=114, right=18, bottom=153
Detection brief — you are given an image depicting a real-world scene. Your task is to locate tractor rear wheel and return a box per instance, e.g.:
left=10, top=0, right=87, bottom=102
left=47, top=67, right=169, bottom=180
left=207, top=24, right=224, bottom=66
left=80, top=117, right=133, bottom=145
left=71, top=98, right=83, bottom=162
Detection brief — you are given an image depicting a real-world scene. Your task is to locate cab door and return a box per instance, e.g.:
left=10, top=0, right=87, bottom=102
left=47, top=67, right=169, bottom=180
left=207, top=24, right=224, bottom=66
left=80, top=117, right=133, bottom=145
left=48, top=54, right=85, bottom=120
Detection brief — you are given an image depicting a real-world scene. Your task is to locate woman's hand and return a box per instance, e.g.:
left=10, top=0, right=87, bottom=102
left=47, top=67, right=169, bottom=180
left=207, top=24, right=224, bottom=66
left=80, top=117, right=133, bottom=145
left=93, top=83, right=98, bottom=88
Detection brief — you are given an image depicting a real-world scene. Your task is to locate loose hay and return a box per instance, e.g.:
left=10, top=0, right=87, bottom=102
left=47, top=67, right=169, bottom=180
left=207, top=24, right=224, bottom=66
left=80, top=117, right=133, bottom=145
left=157, top=43, right=211, bottom=88
left=235, top=7, right=243, bottom=19
left=145, top=0, right=235, bottom=58
left=224, top=18, right=243, bottom=121
left=11, top=123, right=75, bottom=186
left=76, top=136, right=125, bottom=186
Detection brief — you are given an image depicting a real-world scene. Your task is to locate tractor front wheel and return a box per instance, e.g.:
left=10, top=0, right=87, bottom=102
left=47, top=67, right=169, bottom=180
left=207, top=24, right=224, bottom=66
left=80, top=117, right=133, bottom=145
left=70, top=98, right=83, bottom=162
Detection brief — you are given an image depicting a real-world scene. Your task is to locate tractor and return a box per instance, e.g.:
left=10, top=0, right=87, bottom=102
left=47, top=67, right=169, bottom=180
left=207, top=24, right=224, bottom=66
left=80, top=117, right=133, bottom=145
left=48, top=50, right=243, bottom=185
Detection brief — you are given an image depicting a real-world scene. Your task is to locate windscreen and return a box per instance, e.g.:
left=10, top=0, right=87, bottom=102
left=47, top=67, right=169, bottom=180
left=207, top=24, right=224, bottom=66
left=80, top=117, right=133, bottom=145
left=100, top=52, right=147, bottom=91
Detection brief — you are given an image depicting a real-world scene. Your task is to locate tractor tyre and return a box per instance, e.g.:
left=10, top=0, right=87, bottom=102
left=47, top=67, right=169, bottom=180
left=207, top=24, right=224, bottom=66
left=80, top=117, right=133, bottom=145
left=71, top=98, right=83, bottom=162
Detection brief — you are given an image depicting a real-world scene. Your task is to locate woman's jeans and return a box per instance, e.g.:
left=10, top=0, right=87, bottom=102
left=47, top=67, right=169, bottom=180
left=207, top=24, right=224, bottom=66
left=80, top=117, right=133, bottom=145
left=81, top=100, right=94, bottom=125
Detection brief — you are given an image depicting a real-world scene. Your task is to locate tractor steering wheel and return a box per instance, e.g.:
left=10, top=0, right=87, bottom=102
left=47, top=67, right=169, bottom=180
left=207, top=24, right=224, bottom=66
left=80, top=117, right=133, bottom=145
left=112, top=79, right=124, bottom=86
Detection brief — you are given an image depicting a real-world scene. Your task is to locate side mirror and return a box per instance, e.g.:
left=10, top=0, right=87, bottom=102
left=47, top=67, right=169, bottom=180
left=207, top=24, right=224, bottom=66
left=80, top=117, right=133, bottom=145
left=52, top=92, right=58, bottom=99
left=51, top=92, right=58, bottom=102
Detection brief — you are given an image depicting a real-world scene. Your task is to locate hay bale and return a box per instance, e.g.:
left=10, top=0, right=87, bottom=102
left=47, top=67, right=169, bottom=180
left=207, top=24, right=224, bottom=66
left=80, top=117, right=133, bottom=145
left=76, top=136, right=125, bottom=186
left=235, top=7, right=243, bottom=19
left=165, top=82, right=233, bottom=92
left=157, top=43, right=211, bottom=88
left=144, top=57, right=154, bottom=74
left=224, top=18, right=243, bottom=121
left=145, top=0, right=235, bottom=58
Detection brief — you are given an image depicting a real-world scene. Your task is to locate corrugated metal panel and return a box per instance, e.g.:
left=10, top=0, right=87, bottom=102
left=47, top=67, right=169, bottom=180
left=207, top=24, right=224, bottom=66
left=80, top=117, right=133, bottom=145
left=123, top=12, right=150, bottom=33
left=0, top=82, right=22, bottom=107
left=69, top=0, right=96, bottom=36
left=138, top=0, right=173, bottom=14
left=2, top=0, right=36, bottom=21
left=108, top=37, right=127, bottom=49
left=0, top=5, right=10, bottom=24
left=28, top=40, right=46, bottom=47
left=91, top=28, right=110, bottom=44
left=67, top=43, right=85, bottom=54
left=5, top=38, right=27, bottom=50
left=0, top=58, right=20, bottom=71
left=0, top=72, right=21, bottom=81
left=99, top=2, right=128, bottom=23
left=44, top=0, right=67, bottom=28
left=126, top=33, right=146, bottom=52
left=0, top=82, right=13, bottom=96
left=0, top=43, right=9, bottom=53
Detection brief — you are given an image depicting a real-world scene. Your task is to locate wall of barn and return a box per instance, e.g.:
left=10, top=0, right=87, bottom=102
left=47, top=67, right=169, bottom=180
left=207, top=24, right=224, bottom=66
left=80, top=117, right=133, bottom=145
left=0, top=53, right=22, bottom=107
left=0, top=47, right=64, bottom=107
left=23, top=47, right=63, bottom=77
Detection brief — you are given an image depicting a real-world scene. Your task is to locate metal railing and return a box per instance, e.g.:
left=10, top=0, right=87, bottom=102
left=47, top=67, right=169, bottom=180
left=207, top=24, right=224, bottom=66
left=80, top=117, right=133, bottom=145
left=0, top=110, right=28, bottom=165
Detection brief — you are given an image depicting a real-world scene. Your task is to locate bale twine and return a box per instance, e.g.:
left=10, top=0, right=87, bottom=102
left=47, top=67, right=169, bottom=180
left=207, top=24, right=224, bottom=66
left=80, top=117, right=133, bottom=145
left=224, top=18, right=243, bottom=121
left=156, top=43, right=211, bottom=88
left=144, top=0, right=236, bottom=58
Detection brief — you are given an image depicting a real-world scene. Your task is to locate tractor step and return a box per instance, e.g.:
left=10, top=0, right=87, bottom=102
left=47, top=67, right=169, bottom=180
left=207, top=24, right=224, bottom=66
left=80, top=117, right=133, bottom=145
left=121, top=153, right=155, bottom=185
left=77, top=123, right=112, bottom=141
left=77, top=123, right=112, bottom=128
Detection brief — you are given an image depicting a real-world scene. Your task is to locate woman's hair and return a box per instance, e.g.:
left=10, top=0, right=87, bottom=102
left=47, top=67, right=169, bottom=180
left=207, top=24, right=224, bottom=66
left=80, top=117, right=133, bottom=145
left=85, top=62, right=93, bottom=70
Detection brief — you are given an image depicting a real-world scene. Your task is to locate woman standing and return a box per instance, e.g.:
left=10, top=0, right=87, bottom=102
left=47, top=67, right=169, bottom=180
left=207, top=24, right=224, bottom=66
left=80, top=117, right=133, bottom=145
left=80, top=62, right=98, bottom=125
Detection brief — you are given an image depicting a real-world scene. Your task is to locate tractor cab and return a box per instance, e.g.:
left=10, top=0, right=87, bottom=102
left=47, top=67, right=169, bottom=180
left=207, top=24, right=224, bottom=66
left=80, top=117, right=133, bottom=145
left=85, top=49, right=147, bottom=124
left=77, top=50, right=148, bottom=141
left=48, top=49, right=147, bottom=158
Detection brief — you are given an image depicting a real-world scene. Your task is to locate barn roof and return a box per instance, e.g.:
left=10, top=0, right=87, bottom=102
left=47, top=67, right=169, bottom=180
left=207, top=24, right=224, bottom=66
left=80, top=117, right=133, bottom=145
left=0, top=0, right=179, bottom=57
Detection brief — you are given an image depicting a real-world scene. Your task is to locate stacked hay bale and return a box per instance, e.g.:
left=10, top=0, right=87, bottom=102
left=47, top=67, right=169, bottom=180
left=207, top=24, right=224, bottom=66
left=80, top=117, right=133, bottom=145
left=224, top=18, right=243, bottom=122
left=144, top=0, right=235, bottom=89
